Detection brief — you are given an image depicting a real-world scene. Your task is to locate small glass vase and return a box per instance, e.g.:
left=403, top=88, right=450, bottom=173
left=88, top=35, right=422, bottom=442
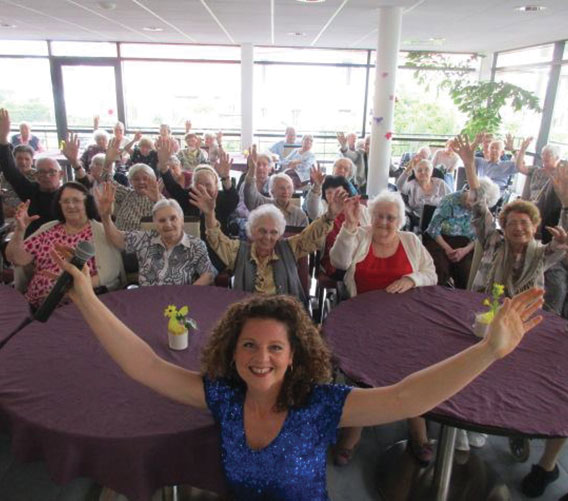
left=472, top=313, right=491, bottom=339
left=168, top=328, right=188, bottom=350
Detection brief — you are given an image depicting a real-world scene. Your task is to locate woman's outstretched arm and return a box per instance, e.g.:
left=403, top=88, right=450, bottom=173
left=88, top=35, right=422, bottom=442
left=340, top=288, right=543, bottom=428
left=53, top=250, right=207, bottom=409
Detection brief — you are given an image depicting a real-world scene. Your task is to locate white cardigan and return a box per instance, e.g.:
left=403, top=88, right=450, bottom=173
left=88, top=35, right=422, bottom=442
left=329, top=225, right=437, bottom=297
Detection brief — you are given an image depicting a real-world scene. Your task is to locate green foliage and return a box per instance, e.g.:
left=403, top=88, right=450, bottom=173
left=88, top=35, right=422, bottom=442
left=406, top=51, right=542, bottom=136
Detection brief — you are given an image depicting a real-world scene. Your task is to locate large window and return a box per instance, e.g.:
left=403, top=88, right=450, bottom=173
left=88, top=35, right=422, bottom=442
left=549, top=64, right=568, bottom=152
left=122, top=61, right=241, bottom=131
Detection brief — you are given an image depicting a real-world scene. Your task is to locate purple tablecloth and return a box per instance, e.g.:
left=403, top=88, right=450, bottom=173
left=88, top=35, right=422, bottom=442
left=0, top=285, right=31, bottom=344
left=0, top=285, right=251, bottom=500
left=324, top=286, right=568, bottom=438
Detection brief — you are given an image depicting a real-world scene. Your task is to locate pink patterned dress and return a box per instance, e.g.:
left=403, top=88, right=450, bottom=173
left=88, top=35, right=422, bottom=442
left=23, top=223, right=97, bottom=308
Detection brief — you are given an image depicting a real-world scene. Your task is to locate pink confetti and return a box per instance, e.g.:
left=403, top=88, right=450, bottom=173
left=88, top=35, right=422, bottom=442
left=389, top=95, right=394, bottom=101
left=382, top=72, right=389, bottom=78
left=385, top=132, right=393, bottom=140
left=108, top=109, right=114, bottom=115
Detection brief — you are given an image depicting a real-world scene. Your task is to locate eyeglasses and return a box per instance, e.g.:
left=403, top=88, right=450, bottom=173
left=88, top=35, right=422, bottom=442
left=59, top=197, right=85, bottom=206
left=257, top=228, right=280, bottom=237
left=37, top=169, right=60, bottom=177
left=374, top=214, right=398, bottom=223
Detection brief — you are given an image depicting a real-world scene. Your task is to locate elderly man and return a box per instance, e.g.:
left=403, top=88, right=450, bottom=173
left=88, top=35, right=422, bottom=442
left=244, top=147, right=308, bottom=227
left=337, top=132, right=369, bottom=192
left=269, top=127, right=299, bottom=160
left=11, top=121, right=43, bottom=152
left=1, top=144, right=37, bottom=217
left=474, top=138, right=527, bottom=193
left=0, top=109, right=61, bottom=236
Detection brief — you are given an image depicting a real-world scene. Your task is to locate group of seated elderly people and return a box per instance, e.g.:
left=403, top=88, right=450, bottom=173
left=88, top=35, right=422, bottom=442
left=1, top=107, right=568, bottom=498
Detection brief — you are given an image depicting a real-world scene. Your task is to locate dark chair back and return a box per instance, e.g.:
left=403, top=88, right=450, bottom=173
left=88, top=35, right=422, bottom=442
left=283, top=225, right=311, bottom=297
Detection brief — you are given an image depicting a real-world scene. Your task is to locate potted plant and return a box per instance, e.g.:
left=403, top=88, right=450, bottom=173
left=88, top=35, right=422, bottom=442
left=473, top=283, right=505, bottom=338
left=164, top=304, right=198, bottom=351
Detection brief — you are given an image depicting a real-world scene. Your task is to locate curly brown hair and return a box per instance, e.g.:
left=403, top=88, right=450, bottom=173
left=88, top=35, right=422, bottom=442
left=498, top=199, right=541, bottom=229
left=201, top=295, right=332, bottom=411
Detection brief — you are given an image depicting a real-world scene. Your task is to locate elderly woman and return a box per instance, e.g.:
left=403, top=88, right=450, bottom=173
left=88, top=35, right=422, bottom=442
left=56, top=248, right=543, bottom=500
left=244, top=148, right=308, bottom=227
left=100, top=138, right=162, bottom=230
left=6, top=182, right=124, bottom=308
left=425, top=173, right=500, bottom=290
left=158, top=124, right=180, bottom=153
left=96, top=184, right=215, bottom=287
left=79, top=129, right=108, bottom=170
left=396, top=158, right=452, bottom=218
left=432, top=139, right=460, bottom=188
left=329, top=190, right=437, bottom=465
left=280, top=134, right=316, bottom=189
left=178, top=132, right=208, bottom=171
left=192, top=185, right=344, bottom=304
left=203, top=132, right=221, bottom=165
left=126, top=135, right=159, bottom=175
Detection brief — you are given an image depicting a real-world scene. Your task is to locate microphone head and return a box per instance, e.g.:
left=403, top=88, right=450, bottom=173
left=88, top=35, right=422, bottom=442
left=74, top=241, right=96, bottom=263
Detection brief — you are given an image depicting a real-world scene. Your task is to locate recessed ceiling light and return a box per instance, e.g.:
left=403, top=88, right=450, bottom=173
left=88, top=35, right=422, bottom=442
left=0, top=22, right=16, bottom=28
left=287, top=31, right=306, bottom=37
left=97, top=1, right=116, bottom=10
left=296, top=0, right=326, bottom=3
left=515, top=5, right=547, bottom=12
left=143, top=26, right=164, bottom=32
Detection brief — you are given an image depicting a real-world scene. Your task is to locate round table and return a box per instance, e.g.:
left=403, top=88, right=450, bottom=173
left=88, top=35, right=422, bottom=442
left=0, top=285, right=251, bottom=500
left=0, top=285, right=31, bottom=345
left=323, top=286, right=568, bottom=499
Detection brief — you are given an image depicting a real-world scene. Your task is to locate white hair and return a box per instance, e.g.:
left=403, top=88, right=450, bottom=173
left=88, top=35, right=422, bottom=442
left=128, top=163, right=156, bottom=180
left=245, top=204, right=286, bottom=239
left=93, top=129, right=109, bottom=142
left=490, top=139, right=505, bottom=151
left=152, top=198, right=183, bottom=219
left=90, top=153, right=106, bottom=168
left=269, top=173, right=293, bottom=194
left=192, top=164, right=219, bottom=187
left=35, top=156, right=61, bottom=171
left=333, top=158, right=354, bottom=177
left=368, top=190, right=406, bottom=230
left=542, top=144, right=560, bottom=159
left=477, top=177, right=501, bottom=208
left=417, top=146, right=431, bottom=158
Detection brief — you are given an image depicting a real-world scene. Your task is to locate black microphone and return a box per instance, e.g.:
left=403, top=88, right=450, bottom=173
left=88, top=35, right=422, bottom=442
left=33, top=241, right=96, bottom=323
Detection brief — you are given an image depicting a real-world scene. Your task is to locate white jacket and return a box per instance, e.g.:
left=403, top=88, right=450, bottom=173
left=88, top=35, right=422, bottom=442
left=329, top=225, right=437, bottom=297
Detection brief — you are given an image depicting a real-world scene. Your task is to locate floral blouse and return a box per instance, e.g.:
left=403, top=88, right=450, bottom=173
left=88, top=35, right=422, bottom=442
left=426, top=191, right=476, bottom=241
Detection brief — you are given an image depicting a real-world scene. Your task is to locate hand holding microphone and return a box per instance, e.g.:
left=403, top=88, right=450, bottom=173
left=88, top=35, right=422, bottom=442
left=34, top=241, right=96, bottom=322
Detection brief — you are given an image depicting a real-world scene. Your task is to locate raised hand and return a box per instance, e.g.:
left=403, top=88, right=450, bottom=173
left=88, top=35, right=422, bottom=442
left=214, top=148, right=233, bottom=179
left=385, top=276, right=414, bottom=294
left=94, top=182, right=116, bottom=219
left=156, top=137, right=176, bottom=172
left=343, top=196, right=361, bottom=230
left=185, top=120, right=192, bottom=133
left=14, top=200, right=40, bottom=233
left=189, top=184, right=215, bottom=215
left=504, top=133, right=515, bottom=152
left=246, top=144, right=258, bottom=178
left=310, top=163, right=326, bottom=187
left=61, top=132, right=81, bottom=166
left=93, top=115, right=100, bottom=131
left=484, top=288, right=544, bottom=359
left=0, top=108, right=11, bottom=144
left=546, top=225, right=568, bottom=250
left=519, top=136, right=533, bottom=152
left=143, top=176, right=162, bottom=203
left=327, top=189, right=348, bottom=218
left=105, top=137, right=121, bottom=168
left=337, top=132, right=347, bottom=148
left=451, top=134, right=476, bottom=166
left=216, top=131, right=223, bottom=145
left=134, top=131, right=143, bottom=142
left=551, top=160, right=568, bottom=207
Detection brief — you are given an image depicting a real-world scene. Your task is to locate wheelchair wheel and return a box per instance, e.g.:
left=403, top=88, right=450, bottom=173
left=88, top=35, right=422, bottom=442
left=509, top=437, right=530, bottom=463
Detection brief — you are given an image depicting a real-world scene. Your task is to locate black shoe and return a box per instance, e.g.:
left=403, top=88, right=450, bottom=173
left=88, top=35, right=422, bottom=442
left=521, top=464, right=559, bottom=497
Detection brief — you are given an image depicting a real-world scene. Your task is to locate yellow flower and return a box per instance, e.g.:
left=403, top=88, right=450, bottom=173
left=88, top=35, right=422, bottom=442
left=478, top=311, right=495, bottom=324
left=493, top=283, right=505, bottom=297
left=164, top=305, right=177, bottom=317
left=483, top=298, right=491, bottom=307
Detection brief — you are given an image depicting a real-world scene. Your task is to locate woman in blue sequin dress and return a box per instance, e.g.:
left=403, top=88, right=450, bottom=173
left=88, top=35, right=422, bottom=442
left=55, top=250, right=544, bottom=501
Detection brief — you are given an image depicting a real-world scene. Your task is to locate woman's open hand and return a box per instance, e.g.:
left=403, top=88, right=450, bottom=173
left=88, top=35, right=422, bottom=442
left=189, top=184, right=215, bottom=215
left=94, top=182, right=115, bottom=219
left=484, top=288, right=544, bottom=359
left=14, top=200, right=40, bottom=233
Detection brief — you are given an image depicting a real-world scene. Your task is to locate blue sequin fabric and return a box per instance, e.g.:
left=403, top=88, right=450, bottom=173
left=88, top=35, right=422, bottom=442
left=203, top=378, right=352, bottom=501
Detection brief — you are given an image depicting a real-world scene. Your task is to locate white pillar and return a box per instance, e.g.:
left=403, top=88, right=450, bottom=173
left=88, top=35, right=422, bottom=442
left=240, top=43, right=254, bottom=151
left=367, top=7, right=402, bottom=197
left=478, top=53, right=493, bottom=81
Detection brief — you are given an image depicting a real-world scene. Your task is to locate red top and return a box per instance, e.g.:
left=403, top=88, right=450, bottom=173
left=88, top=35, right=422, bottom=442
left=354, top=241, right=413, bottom=294
left=321, top=213, right=345, bottom=277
